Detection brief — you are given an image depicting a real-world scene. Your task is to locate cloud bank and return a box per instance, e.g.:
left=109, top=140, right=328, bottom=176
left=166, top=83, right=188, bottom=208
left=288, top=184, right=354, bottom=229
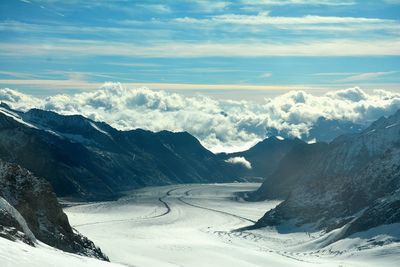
left=1, top=83, right=400, bottom=152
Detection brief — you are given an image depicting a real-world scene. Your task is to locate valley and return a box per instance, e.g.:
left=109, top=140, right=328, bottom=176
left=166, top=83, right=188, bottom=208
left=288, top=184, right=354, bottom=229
left=65, top=183, right=400, bottom=267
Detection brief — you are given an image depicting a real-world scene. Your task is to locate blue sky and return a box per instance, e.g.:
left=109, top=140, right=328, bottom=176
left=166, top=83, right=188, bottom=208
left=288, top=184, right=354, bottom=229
left=0, top=0, right=399, bottom=98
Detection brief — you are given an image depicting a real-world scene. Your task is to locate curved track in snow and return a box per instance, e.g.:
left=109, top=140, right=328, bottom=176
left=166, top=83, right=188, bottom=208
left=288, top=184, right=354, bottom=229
left=65, top=183, right=399, bottom=267
left=177, top=195, right=256, bottom=223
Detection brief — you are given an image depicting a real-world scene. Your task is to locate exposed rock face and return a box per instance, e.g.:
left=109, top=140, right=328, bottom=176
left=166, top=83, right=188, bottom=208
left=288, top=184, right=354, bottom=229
left=0, top=159, right=108, bottom=260
left=0, top=104, right=237, bottom=200
left=252, top=110, right=400, bottom=241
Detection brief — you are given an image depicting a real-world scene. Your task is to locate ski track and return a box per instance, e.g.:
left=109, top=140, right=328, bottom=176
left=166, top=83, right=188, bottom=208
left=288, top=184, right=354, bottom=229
left=177, top=196, right=256, bottom=223
left=72, top=187, right=181, bottom=227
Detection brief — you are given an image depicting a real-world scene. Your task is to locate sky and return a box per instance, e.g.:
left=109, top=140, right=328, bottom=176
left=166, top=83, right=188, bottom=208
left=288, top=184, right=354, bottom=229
left=1, top=1, right=400, bottom=152
left=0, top=0, right=400, bottom=98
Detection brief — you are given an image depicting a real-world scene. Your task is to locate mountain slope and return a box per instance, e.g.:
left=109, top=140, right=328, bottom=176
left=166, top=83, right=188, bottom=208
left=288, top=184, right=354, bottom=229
left=251, top=110, right=400, bottom=242
left=0, top=104, right=238, bottom=200
left=0, top=159, right=108, bottom=260
left=219, top=137, right=304, bottom=180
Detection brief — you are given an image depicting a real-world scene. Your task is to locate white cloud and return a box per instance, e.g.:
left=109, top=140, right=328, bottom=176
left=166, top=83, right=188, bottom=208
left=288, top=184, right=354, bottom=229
left=337, top=71, right=397, bottom=82
left=174, top=12, right=400, bottom=33
left=1, top=38, right=400, bottom=57
left=188, top=13, right=393, bottom=25
left=1, top=84, right=400, bottom=152
left=193, top=1, right=231, bottom=12
left=241, top=0, right=356, bottom=6
left=137, top=4, right=171, bottom=13
left=260, top=72, right=272, bottom=78
left=225, top=157, right=252, bottom=169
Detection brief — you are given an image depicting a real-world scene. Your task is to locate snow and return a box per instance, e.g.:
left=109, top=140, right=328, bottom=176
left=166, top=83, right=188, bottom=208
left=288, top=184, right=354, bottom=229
left=64, top=183, right=400, bottom=267
left=0, top=197, right=36, bottom=243
left=89, top=122, right=112, bottom=138
left=307, top=138, right=317, bottom=144
left=0, top=238, right=124, bottom=267
left=0, top=107, right=38, bottom=129
left=385, top=123, right=398, bottom=129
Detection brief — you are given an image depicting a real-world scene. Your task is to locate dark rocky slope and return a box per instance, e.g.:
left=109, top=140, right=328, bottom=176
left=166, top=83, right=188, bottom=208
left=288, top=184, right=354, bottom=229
left=251, top=110, right=400, bottom=241
left=0, top=159, right=108, bottom=260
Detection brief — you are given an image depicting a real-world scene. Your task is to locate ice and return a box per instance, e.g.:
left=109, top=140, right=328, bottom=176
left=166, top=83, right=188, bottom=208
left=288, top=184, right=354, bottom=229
left=64, top=183, right=400, bottom=267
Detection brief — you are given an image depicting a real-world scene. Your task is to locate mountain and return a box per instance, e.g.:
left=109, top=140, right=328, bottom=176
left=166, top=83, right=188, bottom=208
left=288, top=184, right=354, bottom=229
left=250, top=109, right=400, bottom=242
left=219, top=137, right=304, bottom=180
left=0, top=103, right=238, bottom=200
left=307, top=117, right=364, bottom=142
left=265, top=116, right=364, bottom=143
left=248, top=141, right=328, bottom=200
left=0, top=159, right=108, bottom=260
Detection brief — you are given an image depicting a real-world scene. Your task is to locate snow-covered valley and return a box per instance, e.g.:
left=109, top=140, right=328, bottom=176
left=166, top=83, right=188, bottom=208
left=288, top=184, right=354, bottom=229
left=63, top=183, right=400, bottom=267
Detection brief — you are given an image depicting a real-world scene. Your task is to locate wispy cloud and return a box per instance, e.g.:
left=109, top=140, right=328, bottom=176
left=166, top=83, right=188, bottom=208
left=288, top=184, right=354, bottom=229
left=337, top=71, right=397, bottom=82
left=1, top=38, right=399, bottom=58
left=137, top=4, right=171, bottom=13
left=193, top=0, right=231, bottom=12
left=240, top=0, right=356, bottom=6
left=312, top=72, right=358, bottom=76
left=260, top=72, right=273, bottom=78
left=0, top=79, right=313, bottom=91
left=174, top=12, right=400, bottom=33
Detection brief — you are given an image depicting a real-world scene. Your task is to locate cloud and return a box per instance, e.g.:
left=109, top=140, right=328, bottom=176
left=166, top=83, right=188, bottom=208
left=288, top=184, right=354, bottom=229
left=180, top=13, right=394, bottom=25
left=1, top=83, right=400, bottom=152
left=337, top=71, right=397, bottom=82
left=193, top=1, right=231, bottom=12
left=1, top=38, right=400, bottom=58
left=225, top=157, right=252, bottom=169
left=137, top=4, right=171, bottom=13
left=174, top=11, right=400, bottom=34
left=174, top=12, right=400, bottom=33
left=260, top=72, right=273, bottom=78
left=240, top=0, right=356, bottom=6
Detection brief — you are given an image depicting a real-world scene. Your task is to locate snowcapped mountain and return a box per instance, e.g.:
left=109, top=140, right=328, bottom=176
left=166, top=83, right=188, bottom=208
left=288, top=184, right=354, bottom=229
left=220, top=118, right=364, bottom=181
left=0, top=159, right=108, bottom=260
left=250, top=109, right=400, bottom=242
left=0, top=103, right=238, bottom=200
left=265, top=116, right=364, bottom=143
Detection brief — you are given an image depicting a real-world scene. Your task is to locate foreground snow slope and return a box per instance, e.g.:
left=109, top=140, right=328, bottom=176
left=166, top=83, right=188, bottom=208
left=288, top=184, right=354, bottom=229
left=65, top=183, right=400, bottom=267
left=0, top=238, right=124, bottom=267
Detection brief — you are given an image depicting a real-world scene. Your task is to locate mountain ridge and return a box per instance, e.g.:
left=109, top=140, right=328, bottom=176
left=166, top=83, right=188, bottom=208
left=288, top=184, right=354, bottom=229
left=0, top=104, right=239, bottom=200
left=249, top=109, right=400, bottom=243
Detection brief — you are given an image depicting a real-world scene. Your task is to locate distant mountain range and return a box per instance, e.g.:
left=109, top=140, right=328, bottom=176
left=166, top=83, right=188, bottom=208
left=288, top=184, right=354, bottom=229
left=0, top=103, right=238, bottom=200
left=249, top=109, right=400, bottom=243
left=219, top=118, right=365, bottom=181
